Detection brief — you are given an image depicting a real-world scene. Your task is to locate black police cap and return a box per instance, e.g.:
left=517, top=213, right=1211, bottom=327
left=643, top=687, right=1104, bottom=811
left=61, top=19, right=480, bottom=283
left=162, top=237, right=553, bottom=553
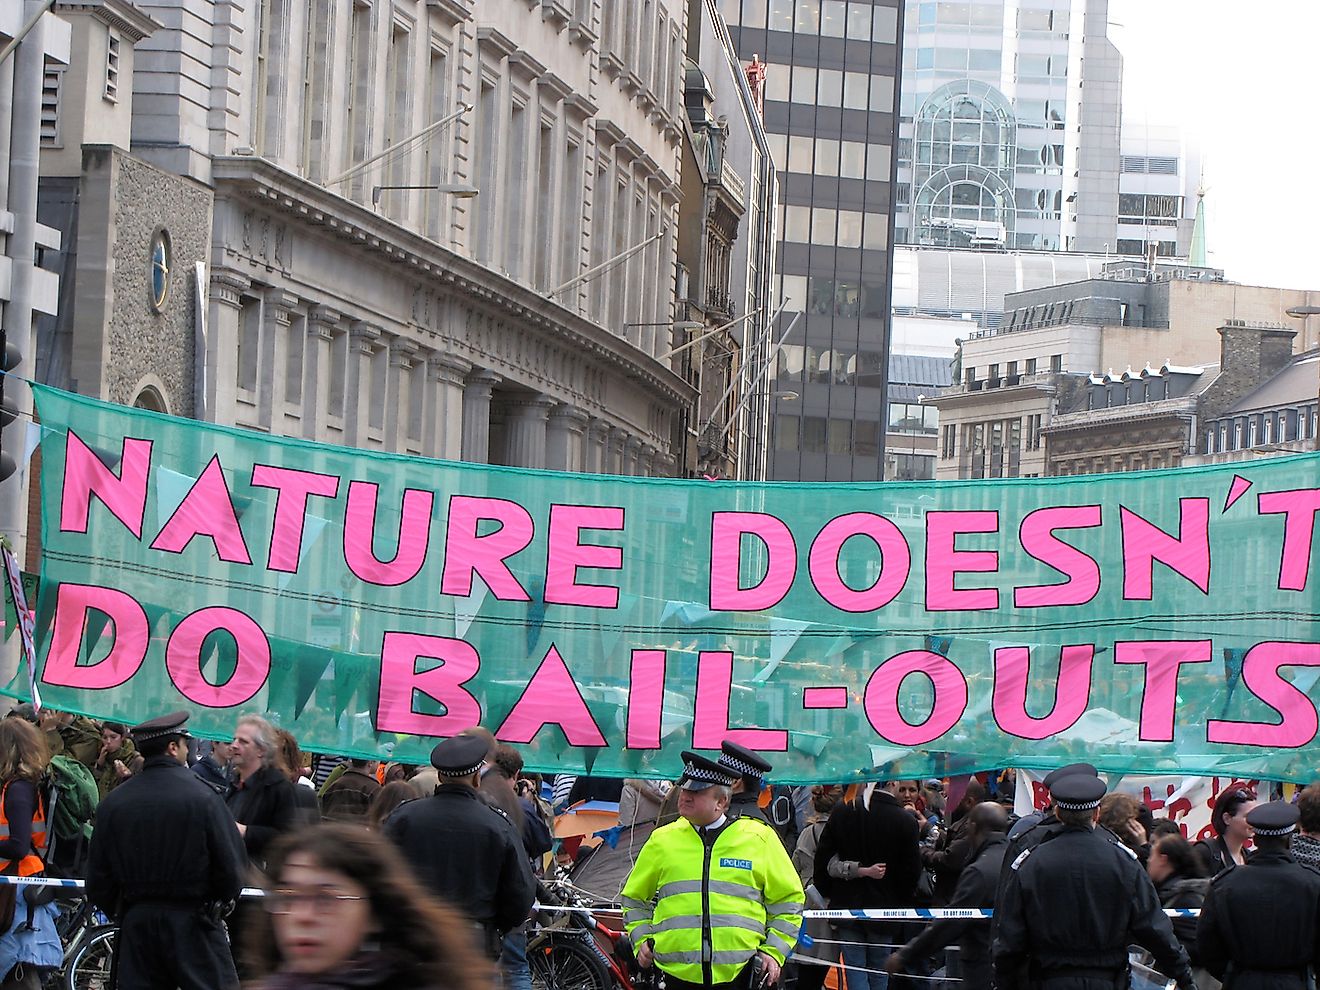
left=1043, top=763, right=1098, bottom=789
left=1246, top=800, right=1299, bottom=837
left=430, top=734, right=489, bottom=777
left=718, top=740, right=773, bottom=780
left=1050, top=774, right=1107, bottom=811
left=679, top=750, right=740, bottom=791
left=131, top=710, right=193, bottom=745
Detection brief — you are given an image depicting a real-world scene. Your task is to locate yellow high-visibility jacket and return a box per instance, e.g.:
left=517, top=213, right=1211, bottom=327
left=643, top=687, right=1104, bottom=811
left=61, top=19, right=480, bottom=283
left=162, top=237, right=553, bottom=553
left=621, top=815, right=805, bottom=985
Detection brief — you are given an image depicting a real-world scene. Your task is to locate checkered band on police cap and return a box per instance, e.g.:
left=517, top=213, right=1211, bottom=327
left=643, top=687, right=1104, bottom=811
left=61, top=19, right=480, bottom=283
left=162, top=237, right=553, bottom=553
left=680, top=751, right=739, bottom=787
left=1050, top=774, right=1106, bottom=811
left=1246, top=801, right=1299, bottom=837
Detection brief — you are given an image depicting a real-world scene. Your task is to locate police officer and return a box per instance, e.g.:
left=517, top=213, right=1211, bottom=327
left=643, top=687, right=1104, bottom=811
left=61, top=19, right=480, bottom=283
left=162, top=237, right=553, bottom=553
left=622, top=751, right=804, bottom=990
left=1197, top=801, right=1320, bottom=990
left=718, top=740, right=773, bottom=824
left=382, top=734, right=535, bottom=958
left=86, top=712, right=248, bottom=990
left=993, top=774, right=1196, bottom=990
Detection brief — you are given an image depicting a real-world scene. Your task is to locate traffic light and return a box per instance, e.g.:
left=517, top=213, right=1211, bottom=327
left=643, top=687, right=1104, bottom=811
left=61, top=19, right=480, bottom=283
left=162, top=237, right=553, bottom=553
left=0, top=333, right=20, bottom=482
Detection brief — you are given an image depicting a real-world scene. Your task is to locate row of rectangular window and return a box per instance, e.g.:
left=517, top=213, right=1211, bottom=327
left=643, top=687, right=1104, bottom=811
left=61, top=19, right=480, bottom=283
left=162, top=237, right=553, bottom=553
left=775, top=415, right=886, bottom=456
left=762, top=62, right=897, bottom=112
left=782, top=204, right=890, bottom=250
left=781, top=275, right=888, bottom=319
left=767, top=133, right=893, bottom=181
left=725, top=0, right=899, bottom=43
left=963, top=356, right=1063, bottom=386
left=1204, top=407, right=1318, bottom=453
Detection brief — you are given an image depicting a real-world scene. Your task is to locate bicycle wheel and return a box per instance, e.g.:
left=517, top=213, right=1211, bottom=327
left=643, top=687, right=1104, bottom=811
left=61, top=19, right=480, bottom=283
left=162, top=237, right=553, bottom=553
left=529, top=934, right=613, bottom=990
left=64, top=925, right=116, bottom=990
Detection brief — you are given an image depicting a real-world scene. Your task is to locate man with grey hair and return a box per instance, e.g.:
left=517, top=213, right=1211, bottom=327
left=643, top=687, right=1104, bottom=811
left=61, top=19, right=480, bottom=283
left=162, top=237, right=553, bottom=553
left=225, top=714, right=297, bottom=866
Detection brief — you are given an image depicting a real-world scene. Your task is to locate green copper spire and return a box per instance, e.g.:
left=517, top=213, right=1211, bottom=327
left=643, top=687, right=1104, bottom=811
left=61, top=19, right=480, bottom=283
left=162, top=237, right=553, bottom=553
left=1189, top=176, right=1207, bottom=268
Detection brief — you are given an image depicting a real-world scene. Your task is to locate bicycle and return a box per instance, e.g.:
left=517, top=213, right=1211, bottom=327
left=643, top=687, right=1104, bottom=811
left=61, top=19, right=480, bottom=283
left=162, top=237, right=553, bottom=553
left=527, top=875, right=653, bottom=990
left=40, top=894, right=116, bottom=990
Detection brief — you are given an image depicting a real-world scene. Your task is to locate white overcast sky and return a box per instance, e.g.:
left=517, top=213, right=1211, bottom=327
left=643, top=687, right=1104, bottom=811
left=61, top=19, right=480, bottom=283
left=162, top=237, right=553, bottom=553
left=1106, top=0, right=1320, bottom=291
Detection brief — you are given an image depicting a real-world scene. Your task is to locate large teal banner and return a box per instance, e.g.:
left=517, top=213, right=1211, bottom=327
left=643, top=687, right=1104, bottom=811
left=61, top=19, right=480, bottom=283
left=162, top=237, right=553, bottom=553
left=22, top=384, right=1320, bottom=782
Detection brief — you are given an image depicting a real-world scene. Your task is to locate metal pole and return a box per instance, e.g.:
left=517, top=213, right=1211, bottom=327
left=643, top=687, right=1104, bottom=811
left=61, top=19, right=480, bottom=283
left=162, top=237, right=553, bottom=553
left=706, top=311, right=802, bottom=438
left=548, top=229, right=665, bottom=299
left=325, top=103, right=472, bottom=185
left=0, top=0, right=55, bottom=67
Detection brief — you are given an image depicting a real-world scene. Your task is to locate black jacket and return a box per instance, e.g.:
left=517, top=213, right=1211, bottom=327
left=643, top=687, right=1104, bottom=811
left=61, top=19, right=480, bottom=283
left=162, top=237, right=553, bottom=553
left=1156, top=874, right=1209, bottom=966
left=86, top=756, right=247, bottom=914
left=899, top=833, right=1007, bottom=990
left=382, top=783, right=535, bottom=936
left=730, top=790, right=769, bottom=824
left=1196, top=846, right=1320, bottom=990
left=226, top=764, right=299, bottom=864
left=994, top=824, right=1194, bottom=990
left=191, top=756, right=234, bottom=798
left=320, top=769, right=381, bottom=823
left=813, top=788, right=921, bottom=908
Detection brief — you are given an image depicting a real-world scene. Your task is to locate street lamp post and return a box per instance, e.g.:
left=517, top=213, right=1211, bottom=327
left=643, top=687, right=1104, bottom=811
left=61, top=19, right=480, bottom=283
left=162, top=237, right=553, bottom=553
left=1284, top=305, right=1320, bottom=450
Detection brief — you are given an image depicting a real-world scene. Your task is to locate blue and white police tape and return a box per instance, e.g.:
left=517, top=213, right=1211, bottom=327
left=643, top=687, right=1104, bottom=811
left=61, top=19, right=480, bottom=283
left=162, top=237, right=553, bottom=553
left=0, top=878, right=1206, bottom=918
left=0, top=875, right=266, bottom=898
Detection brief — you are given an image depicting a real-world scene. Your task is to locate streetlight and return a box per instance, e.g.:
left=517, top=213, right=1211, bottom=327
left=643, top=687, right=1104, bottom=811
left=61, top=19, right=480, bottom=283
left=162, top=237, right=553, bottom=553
left=1284, top=306, right=1320, bottom=450
left=371, top=183, right=478, bottom=208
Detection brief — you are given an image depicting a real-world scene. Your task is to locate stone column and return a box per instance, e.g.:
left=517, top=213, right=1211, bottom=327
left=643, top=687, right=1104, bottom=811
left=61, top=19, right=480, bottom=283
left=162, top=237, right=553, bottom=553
left=304, top=306, right=341, bottom=442
left=346, top=322, right=382, bottom=447
left=654, top=450, right=678, bottom=478
left=605, top=427, right=628, bottom=476
left=623, top=436, right=643, bottom=476
left=260, top=290, right=298, bottom=433
left=546, top=404, right=590, bottom=472
left=386, top=338, right=421, bottom=453
left=205, top=270, right=250, bottom=424
left=427, top=354, right=471, bottom=460
left=639, top=443, right=658, bottom=477
left=585, top=418, right=610, bottom=475
left=462, top=369, right=502, bottom=463
left=504, top=395, right=556, bottom=469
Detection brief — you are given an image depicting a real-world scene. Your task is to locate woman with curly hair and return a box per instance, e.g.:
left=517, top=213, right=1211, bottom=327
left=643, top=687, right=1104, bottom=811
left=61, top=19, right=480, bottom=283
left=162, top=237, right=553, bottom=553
left=243, top=823, right=493, bottom=990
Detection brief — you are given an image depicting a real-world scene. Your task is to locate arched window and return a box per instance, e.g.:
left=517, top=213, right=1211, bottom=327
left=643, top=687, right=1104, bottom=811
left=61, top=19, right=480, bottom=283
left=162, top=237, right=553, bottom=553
left=911, top=80, right=1017, bottom=248
left=132, top=385, right=168, bottom=414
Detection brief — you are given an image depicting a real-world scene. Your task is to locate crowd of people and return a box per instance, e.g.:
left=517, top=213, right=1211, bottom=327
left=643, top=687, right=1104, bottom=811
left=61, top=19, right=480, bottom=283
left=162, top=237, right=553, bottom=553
left=0, top=703, right=1319, bottom=990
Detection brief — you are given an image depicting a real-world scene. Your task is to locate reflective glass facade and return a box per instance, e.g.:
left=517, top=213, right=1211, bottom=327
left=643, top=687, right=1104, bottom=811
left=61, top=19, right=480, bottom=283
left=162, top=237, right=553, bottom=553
left=720, top=0, right=904, bottom=481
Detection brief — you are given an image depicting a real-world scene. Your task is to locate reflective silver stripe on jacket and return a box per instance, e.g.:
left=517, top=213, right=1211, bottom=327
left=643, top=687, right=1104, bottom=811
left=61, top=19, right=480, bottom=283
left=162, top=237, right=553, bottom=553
left=648, top=913, right=767, bottom=936
left=656, top=878, right=765, bottom=902
left=765, top=901, right=803, bottom=915
left=655, top=949, right=758, bottom=966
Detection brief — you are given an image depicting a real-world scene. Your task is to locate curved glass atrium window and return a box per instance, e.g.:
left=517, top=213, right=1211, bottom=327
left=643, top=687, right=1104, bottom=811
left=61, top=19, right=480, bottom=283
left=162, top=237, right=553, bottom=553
left=911, top=80, right=1016, bottom=248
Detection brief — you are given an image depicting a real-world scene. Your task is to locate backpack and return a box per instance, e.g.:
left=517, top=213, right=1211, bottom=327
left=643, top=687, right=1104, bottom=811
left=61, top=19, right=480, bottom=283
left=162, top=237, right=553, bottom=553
left=44, top=754, right=99, bottom=845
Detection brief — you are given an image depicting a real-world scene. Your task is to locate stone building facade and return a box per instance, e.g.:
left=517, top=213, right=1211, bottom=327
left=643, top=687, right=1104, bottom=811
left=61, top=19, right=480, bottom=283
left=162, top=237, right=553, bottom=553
left=40, top=0, right=713, bottom=476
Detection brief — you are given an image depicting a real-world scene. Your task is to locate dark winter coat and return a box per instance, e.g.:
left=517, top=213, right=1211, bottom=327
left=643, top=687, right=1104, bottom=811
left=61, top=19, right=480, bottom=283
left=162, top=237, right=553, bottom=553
left=382, top=783, right=536, bottom=939
left=994, top=824, right=1194, bottom=990
left=898, top=833, right=1007, bottom=990
left=813, top=787, right=921, bottom=908
left=86, top=755, right=247, bottom=912
left=226, top=764, right=299, bottom=864
left=320, top=768, right=382, bottom=823
left=1197, top=846, right=1320, bottom=990
left=1156, top=874, right=1209, bottom=966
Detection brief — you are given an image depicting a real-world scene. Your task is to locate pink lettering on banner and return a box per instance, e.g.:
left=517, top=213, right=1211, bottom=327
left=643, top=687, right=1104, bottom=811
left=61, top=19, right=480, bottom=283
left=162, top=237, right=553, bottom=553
left=544, top=505, right=625, bottom=608
left=344, top=482, right=434, bottom=586
left=924, top=511, right=999, bottom=611
left=864, top=650, right=968, bottom=746
left=708, top=512, right=797, bottom=612
left=1015, top=505, right=1102, bottom=607
left=250, top=465, right=340, bottom=573
left=439, top=496, right=533, bottom=601
left=992, top=645, right=1095, bottom=739
left=496, top=645, right=607, bottom=745
left=1114, top=640, right=1212, bottom=741
left=149, top=456, right=253, bottom=564
left=1120, top=498, right=1211, bottom=600
left=43, top=583, right=148, bottom=689
left=1207, top=642, right=1320, bottom=748
left=60, top=431, right=153, bottom=539
left=626, top=650, right=666, bottom=749
left=164, top=607, right=270, bottom=708
left=1258, top=489, right=1320, bottom=591
left=807, top=512, right=910, bottom=612
left=691, top=650, right=788, bottom=750
left=376, top=632, right=482, bottom=735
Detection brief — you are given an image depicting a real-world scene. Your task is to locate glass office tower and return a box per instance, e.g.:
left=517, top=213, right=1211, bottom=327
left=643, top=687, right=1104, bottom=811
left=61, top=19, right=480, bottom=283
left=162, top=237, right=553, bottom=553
left=720, top=1, right=904, bottom=482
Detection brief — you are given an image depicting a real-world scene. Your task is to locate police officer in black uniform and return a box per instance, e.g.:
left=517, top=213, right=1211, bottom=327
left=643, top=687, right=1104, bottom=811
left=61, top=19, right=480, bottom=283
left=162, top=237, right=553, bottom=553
left=993, top=775, right=1196, bottom=990
left=86, top=712, right=248, bottom=990
left=718, top=740, right=773, bottom=824
left=1197, top=801, right=1320, bottom=990
left=382, top=734, right=536, bottom=957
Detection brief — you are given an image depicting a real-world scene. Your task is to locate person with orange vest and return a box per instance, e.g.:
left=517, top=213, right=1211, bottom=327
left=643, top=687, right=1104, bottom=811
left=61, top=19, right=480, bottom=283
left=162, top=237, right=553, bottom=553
left=0, top=717, right=49, bottom=879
